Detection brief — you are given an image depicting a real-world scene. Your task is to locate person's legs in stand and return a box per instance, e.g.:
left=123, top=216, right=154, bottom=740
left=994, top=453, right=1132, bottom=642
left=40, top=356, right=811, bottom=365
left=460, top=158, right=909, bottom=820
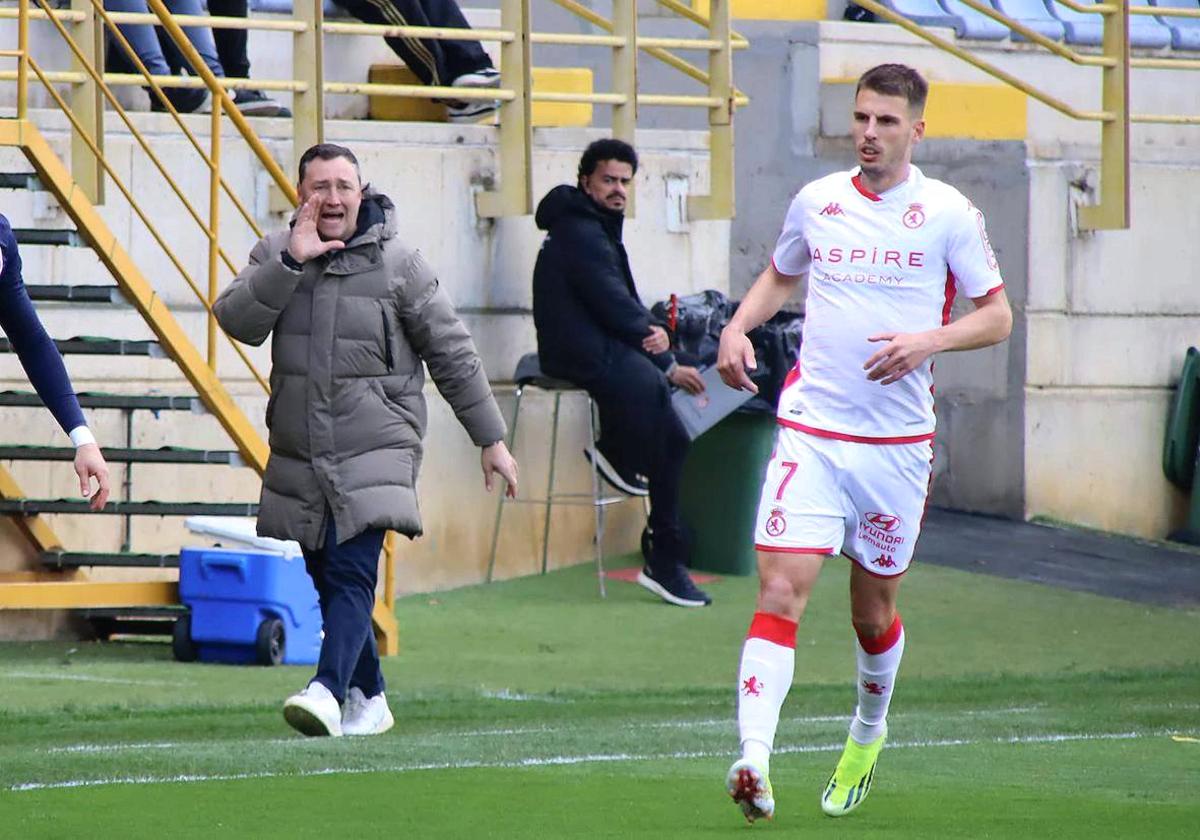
left=104, top=0, right=210, bottom=112
left=203, top=0, right=292, bottom=116
left=331, top=0, right=498, bottom=121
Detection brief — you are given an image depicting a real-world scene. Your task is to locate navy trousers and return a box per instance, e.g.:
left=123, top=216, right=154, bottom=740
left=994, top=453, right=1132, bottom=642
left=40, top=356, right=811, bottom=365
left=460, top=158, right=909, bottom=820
left=303, top=515, right=386, bottom=703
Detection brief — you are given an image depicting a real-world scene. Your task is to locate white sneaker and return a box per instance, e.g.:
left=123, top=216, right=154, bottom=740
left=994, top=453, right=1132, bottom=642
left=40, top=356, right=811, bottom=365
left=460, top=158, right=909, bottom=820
left=283, top=681, right=343, bottom=737
left=451, top=67, right=500, bottom=89
left=341, top=686, right=395, bottom=736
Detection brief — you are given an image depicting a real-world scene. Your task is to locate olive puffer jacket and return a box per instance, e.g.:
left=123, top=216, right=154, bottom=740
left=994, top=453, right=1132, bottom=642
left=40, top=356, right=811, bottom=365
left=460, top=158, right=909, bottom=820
left=214, top=190, right=506, bottom=549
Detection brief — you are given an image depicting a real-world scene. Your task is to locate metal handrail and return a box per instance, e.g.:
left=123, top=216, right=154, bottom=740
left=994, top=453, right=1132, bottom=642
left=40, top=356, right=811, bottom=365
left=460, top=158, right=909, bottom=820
left=547, top=0, right=749, bottom=105
left=23, top=0, right=271, bottom=391
left=848, top=0, right=1111, bottom=122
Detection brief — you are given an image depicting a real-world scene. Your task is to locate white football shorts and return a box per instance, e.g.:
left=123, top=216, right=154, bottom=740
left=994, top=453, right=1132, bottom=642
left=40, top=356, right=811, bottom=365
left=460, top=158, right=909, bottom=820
left=753, top=427, right=934, bottom=577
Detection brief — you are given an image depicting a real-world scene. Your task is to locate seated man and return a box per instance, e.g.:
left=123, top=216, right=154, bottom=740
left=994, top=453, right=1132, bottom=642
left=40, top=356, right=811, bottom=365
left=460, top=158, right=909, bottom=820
left=532, top=138, right=712, bottom=609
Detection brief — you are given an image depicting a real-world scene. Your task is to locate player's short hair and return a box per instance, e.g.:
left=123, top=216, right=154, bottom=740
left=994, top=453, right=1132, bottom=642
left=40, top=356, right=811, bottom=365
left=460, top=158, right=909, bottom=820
left=297, top=143, right=361, bottom=184
left=577, top=139, right=638, bottom=185
left=856, top=64, right=929, bottom=114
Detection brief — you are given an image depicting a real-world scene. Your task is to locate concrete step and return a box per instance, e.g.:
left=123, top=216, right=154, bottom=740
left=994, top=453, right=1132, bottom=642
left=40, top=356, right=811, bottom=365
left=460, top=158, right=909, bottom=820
left=0, top=390, right=206, bottom=412
left=42, top=552, right=181, bottom=570
left=0, top=445, right=245, bottom=466
left=0, top=499, right=260, bottom=516
left=23, top=285, right=127, bottom=304
left=0, top=336, right=165, bottom=357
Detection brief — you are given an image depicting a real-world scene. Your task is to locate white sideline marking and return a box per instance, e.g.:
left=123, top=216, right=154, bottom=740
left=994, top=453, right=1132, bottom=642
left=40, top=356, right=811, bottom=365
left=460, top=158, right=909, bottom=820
left=11, top=730, right=1162, bottom=793
left=39, top=705, right=1045, bottom=754
left=3, top=671, right=184, bottom=687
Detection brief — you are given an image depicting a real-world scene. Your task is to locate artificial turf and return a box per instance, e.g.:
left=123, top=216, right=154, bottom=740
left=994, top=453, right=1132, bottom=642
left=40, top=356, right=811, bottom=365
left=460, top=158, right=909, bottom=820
left=2, top=559, right=1197, bottom=837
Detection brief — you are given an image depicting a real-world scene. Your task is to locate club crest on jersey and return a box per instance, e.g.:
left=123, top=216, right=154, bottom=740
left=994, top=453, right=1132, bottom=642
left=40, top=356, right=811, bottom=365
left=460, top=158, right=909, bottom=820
left=765, top=508, right=787, bottom=538
left=819, top=202, right=845, bottom=216
left=902, top=203, right=926, bottom=229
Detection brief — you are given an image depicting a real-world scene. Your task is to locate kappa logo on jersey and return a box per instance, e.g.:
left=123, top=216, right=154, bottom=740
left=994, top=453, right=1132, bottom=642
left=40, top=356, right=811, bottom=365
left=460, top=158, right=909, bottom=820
left=862, top=680, right=887, bottom=696
left=765, top=508, right=787, bottom=538
left=865, top=512, right=902, bottom=532
left=819, top=202, right=845, bottom=216
left=742, top=676, right=764, bottom=697
left=902, top=203, right=926, bottom=229
left=872, top=553, right=897, bottom=569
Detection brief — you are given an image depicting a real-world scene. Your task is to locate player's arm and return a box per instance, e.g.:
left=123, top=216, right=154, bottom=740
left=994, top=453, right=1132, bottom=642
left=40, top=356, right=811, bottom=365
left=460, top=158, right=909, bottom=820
left=717, top=262, right=804, bottom=392
left=863, top=289, right=1012, bottom=385
left=719, top=191, right=810, bottom=393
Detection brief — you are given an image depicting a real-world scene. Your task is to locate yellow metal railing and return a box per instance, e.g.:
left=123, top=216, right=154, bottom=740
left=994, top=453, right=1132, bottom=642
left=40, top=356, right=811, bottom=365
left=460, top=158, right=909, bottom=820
left=2, top=0, right=743, bottom=220
left=0, top=0, right=740, bottom=637
left=849, top=0, right=1200, bottom=230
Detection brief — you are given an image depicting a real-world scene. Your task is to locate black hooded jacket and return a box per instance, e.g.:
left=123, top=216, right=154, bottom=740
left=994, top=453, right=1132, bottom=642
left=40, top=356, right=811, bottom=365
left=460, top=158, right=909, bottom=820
left=532, top=185, right=674, bottom=385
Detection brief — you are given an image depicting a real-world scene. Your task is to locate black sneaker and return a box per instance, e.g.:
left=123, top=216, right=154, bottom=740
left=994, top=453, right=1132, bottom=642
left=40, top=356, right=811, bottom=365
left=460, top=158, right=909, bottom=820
left=584, top=446, right=648, bottom=496
left=232, top=88, right=291, bottom=118
left=149, top=86, right=208, bottom=114
left=636, top=565, right=712, bottom=608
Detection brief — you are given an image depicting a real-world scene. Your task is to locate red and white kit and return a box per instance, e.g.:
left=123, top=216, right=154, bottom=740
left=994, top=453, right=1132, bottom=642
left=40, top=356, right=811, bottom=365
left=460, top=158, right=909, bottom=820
left=754, top=165, right=1004, bottom=574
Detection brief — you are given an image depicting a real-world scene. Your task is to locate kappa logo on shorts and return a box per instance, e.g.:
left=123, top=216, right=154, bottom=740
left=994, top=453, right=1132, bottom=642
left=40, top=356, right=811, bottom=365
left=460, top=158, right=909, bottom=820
left=872, top=553, right=897, bottom=569
left=742, top=676, right=764, bottom=697
left=765, top=508, right=787, bottom=538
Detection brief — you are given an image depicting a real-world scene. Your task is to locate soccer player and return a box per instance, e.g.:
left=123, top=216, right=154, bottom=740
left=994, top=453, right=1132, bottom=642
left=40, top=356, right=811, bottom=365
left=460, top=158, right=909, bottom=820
left=716, top=63, right=1013, bottom=821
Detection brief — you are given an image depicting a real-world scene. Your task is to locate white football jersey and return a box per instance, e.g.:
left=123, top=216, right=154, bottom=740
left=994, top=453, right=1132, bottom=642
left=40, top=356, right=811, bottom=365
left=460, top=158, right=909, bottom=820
left=771, top=165, right=1004, bottom=442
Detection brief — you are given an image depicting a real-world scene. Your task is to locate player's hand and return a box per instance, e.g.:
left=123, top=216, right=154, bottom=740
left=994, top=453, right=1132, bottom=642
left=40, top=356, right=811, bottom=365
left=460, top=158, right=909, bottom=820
left=864, top=331, right=939, bottom=385
left=717, top=326, right=759, bottom=394
left=287, top=194, right=345, bottom=263
left=481, top=441, right=518, bottom=498
left=668, top=364, right=706, bottom=395
left=642, top=325, right=670, bottom=355
left=74, top=443, right=110, bottom=511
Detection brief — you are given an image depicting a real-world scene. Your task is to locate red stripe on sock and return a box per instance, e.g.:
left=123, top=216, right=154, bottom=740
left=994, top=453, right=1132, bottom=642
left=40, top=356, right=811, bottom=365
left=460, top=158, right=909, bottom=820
left=747, top=611, right=798, bottom=649
left=856, top=614, right=903, bottom=655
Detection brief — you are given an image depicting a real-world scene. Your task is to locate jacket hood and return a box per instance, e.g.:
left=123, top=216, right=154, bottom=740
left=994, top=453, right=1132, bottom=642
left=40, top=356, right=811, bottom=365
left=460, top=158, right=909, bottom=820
left=347, top=187, right=394, bottom=247
left=535, top=184, right=624, bottom=238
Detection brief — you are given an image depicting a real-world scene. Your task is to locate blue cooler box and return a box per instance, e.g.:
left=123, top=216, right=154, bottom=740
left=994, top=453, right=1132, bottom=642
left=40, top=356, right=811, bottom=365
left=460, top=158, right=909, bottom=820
left=177, top=547, right=322, bottom=665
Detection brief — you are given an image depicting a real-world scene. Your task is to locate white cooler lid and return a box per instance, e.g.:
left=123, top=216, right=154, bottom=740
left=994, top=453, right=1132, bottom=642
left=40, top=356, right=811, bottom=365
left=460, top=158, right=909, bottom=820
left=184, top=516, right=304, bottom=558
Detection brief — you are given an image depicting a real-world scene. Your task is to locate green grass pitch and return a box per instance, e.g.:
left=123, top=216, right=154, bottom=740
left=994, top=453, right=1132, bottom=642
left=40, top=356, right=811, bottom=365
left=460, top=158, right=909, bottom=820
left=2, top=558, right=1197, bottom=838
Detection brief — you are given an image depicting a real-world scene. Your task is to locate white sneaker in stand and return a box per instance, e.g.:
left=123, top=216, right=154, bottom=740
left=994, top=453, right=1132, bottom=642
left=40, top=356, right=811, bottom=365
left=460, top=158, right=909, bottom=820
left=283, top=681, right=343, bottom=737
left=341, top=686, right=395, bottom=736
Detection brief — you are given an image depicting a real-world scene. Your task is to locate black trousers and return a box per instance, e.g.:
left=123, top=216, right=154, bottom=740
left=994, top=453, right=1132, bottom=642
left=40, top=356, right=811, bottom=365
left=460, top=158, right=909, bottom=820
left=585, top=345, right=690, bottom=552
left=208, top=0, right=250, bottom=79
left=302, top=514, right=387, bottom=703
left=331, top=0, right=493, bottom=86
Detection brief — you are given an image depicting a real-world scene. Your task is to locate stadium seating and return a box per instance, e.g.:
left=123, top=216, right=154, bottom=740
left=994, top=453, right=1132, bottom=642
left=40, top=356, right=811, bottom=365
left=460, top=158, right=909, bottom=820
left=1048, top=0, right=1172, bottom=48
left=938, top=0, right=1011, bottom=39
left=1152, top=0, right=1200, bottom=49
left=992, top=0, right=1066, bottom=40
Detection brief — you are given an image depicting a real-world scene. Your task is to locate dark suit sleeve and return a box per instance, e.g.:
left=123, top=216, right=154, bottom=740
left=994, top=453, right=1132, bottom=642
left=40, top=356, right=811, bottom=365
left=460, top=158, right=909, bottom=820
left=0, top=217, right=87, bottom=434
left=560, top=226, right=675, bottom=371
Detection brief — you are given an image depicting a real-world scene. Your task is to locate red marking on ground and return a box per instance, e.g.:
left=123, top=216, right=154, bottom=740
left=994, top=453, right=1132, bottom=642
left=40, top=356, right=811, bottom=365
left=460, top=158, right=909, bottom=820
left=605, top=567, right=720, bottom=585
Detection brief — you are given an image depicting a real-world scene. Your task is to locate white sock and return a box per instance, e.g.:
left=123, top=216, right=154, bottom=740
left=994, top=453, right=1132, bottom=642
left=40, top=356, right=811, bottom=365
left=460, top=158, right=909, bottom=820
left=737, top=612, right=798, bottom=772
left=848, top=614, right=905, bottom=746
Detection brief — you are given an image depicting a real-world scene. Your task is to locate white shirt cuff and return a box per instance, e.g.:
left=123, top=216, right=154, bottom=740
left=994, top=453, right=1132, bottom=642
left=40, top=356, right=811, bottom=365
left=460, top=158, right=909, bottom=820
left=69, top=425, right=96, bottom=448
